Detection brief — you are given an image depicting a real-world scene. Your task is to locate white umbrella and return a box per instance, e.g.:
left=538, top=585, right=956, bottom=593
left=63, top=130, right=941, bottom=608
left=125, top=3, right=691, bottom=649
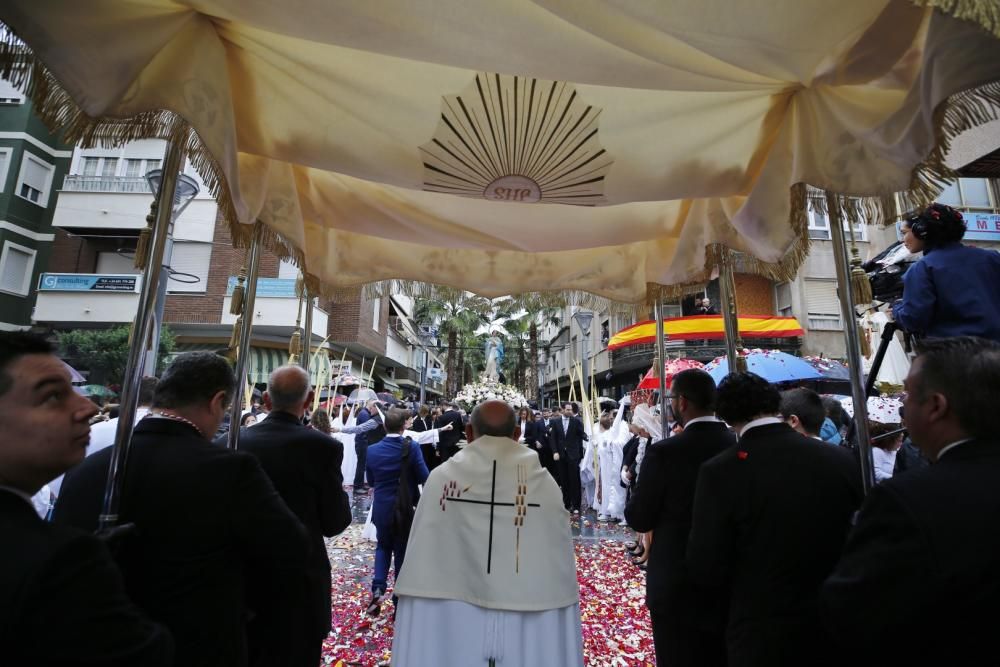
left=839, top=396, right=903, bottom=424
left=347, top=387, right=379, bottom=405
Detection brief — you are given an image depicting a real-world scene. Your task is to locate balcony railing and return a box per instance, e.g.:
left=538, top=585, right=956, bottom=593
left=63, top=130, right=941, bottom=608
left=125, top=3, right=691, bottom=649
left=62, top=175, right=153, bottom=194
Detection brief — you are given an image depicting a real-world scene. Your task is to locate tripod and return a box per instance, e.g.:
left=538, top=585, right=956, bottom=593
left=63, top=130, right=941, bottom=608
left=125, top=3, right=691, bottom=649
left=864, top=318, right=914, bottom=397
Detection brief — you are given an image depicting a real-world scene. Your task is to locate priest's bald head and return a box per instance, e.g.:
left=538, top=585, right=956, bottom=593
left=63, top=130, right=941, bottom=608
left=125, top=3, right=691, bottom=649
left=467, top=400, right=517, bottom=441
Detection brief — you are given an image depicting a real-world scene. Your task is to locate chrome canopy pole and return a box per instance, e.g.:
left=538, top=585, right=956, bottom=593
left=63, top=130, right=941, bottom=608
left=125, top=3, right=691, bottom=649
left=227, top=227, right=263, bottom=450
left=654, top=298, right=668, bottom=439
left=826, top=192, right=876, bottom=494
left=98, top=125, right=185, bottom=531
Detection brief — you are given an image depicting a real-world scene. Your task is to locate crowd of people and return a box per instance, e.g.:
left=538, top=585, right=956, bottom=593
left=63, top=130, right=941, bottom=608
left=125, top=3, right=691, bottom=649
left=4, top=273, right=1000, bottom=665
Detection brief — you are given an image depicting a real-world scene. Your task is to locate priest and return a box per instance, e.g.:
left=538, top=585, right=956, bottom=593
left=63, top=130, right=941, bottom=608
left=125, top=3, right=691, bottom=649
left=391, top=400, right=584, bottom=666
left=594, top=401, right=630, bottom=523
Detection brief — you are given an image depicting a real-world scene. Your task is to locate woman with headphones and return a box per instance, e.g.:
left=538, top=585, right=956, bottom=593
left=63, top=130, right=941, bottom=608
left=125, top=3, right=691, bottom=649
left=891, top=202, right=1000, bottom=341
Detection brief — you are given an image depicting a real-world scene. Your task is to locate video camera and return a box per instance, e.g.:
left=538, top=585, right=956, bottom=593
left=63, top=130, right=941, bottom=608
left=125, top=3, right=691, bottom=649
left=862, top=241, right=921, bottom=304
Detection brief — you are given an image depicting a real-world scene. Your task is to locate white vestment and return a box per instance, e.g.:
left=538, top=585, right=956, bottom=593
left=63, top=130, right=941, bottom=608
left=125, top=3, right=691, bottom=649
left=595, top=405, right=629, bottom=520
left=333, top=408, right=358, bottom=484
left=580, top=431, right=599, bottom=511
left=392, top=435, right=583, bottom=666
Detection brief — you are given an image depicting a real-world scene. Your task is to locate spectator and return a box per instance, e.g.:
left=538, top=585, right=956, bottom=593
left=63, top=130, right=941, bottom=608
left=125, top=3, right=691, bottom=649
left=868, top=420, right=903, bottom=482
left=780, top=388, right=826, bottom=439
left=240, top=412, right=257, bottom=427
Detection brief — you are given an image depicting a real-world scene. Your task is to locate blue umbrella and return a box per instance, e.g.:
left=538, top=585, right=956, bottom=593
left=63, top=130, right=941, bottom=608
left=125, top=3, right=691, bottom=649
left=704, top=350, right=824, bottom=384
left=803, top=356, right=851, bottom=380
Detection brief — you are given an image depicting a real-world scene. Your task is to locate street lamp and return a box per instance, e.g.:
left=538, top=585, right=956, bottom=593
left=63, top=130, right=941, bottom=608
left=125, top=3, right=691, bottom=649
left=537, top=349, right=546, bottom=408
left=572, top=310, right=594, bottom=400
left=143, top=168, right=200, bottom=374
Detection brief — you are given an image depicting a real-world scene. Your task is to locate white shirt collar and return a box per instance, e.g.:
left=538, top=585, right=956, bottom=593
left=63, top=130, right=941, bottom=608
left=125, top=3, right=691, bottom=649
left=937, top=438, right=974, bottom=460
left=386, top=433, right=405, bottom=439
left=683, top=416, right=721, bottom=427
left=739, top=416, right=784, bottom=437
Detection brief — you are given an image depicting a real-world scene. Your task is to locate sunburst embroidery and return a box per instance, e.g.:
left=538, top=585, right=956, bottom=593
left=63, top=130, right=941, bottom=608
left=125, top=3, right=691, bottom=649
left=421, top=73, right=614, bottom=206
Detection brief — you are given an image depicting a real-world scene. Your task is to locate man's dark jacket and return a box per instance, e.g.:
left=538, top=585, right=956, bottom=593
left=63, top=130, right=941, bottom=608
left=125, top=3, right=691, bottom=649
left=548, top=415, right=589, bottom=461
left=224, top=411, right=352, bottom=666
left=686, top=422, right=863, bottom=667
left=1, top=489, right=173, bottom=666
left=54, top=418, right=311, bottom=667
left=822, top=439, right=1000, bottom=667
left=434, top=409, right=465, bottom=458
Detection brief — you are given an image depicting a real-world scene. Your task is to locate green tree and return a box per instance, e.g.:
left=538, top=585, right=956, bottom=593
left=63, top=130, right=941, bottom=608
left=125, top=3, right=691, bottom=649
left=413, top=287, right=489, bottom=396
left=57, top=325, right=176, bottom=386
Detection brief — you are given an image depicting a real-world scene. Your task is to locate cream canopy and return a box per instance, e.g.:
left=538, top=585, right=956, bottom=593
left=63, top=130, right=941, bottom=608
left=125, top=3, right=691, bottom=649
left=3, top=1, right=999, bottom=302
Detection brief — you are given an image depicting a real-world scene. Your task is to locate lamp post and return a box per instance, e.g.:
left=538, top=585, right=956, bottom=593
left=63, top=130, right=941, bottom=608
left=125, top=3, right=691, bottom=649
left=572, top=310, right=594, bottom=401
left=143, top=168, right=200, bottom=374
left=537, top=351, right=545, bottom=409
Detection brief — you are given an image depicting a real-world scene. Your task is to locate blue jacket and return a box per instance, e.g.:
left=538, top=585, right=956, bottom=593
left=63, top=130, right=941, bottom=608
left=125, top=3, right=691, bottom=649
left=892, top=243, right=1000, bottom=341
left=365, top=435, right=429, bottom=529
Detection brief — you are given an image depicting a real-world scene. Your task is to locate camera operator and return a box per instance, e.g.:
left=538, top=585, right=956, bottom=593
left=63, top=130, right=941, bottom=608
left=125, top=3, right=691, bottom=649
left=891, top=202, right=1000, bottom=341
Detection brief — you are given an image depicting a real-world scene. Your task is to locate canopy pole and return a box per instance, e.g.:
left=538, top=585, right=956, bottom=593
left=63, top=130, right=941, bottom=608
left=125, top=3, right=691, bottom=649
left=718, top=250, right=746, bottom=372
left=301, top=288, right=314, bottom=374
left=826, top=192, right=876, bottom=494
left=98, top=120, right=186, bottom=532
left=654, top=298, right=668, bottom=439
left=227, top=226, right=263, bottom=450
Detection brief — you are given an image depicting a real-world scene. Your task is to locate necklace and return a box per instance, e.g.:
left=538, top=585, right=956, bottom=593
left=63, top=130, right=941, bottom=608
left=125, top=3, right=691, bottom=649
left=147, top=410, right=205, bottom=438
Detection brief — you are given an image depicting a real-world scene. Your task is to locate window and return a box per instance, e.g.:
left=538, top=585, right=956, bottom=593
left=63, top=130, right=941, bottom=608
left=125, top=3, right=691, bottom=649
left=0, top=241, right=36, bottom=296
left=600, top=319, right=610, bottom=346
left=15, top=153, right=55, bottom=207
left=100, top=158, right=118, bottom=178
left=96, top=251, right=140, bottom=275
left=0, top=78, right=23, bottom=104
left=0, top=147, right=11, bottom=192
left=937, top=178, right=994, bottom=210
left=81, top=156, right=100, bottom=176
left=775, top=282, right=793, bottom=317
left=372, top=298, right=381, bottom=331
left=166, top=242, right=212, bottom=293
left=124, top=159, right=143, bottom=178
left=146, top=159, right=161, bottom=173
left=804, top=280, right=842, bottom=330
left=807, top=207, right=867, bottom=242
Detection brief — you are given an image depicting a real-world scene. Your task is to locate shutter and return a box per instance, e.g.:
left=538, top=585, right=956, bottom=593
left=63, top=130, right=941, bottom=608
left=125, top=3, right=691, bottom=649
left=167, top=242, right=212, bottom=292
left=960, top=178, right=991, bottom=208
left=0, top=245, right=31, bottom=294
left=277, top=259, right=298, bottom=279
left=23, top=156, right=50, bottom=190
left=124, top=159, right=142, bottom=178
left=82, top=157, right=99, bottom=176
left=805, top=281, right=840, bottom=315
left=101, top=158, right=118, bottom=178
left=96, top=251, right=141, bottom=275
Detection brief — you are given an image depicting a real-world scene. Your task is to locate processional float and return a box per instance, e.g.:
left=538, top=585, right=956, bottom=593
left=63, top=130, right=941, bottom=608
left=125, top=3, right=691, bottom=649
left=4, top=1, right=999, bottom=529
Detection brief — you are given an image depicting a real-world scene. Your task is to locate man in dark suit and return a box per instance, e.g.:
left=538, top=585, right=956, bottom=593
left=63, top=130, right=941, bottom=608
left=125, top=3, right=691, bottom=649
left=434, top=401, right=465, bottom=461
left=822, top=337, right=1000, bottom=666
left=626, top=369, right=733, bottom=667
left=549, top=402, right=589, bottom=513
left=352, top=399, right=381, bottom=492
left=0, top=332, right=173, bottom=666
left=55, top=352, right=311, bottom=667
left=225, top=364, right=352, bottom=667
left=687, top=372, right=862, bottom=667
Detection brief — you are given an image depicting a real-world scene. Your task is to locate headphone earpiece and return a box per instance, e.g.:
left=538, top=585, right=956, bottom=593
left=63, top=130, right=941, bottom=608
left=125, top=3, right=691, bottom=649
left=908, top=217, right=928, bottom=240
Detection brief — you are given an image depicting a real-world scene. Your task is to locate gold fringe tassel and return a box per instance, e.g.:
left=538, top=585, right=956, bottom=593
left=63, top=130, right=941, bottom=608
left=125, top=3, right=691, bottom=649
left=229, top=266, right=247, bottom=315
left=734, top=356, right=749, bottom=374
left=858, top=322, right=872, bottom=358
left=288, top=330, right=302, bottom=365
left=911, top=0, right=1000, bottom=39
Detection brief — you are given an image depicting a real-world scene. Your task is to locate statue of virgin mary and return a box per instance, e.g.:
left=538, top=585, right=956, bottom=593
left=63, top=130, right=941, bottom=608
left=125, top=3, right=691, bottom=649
left=483, top=332, right=504, bottom=381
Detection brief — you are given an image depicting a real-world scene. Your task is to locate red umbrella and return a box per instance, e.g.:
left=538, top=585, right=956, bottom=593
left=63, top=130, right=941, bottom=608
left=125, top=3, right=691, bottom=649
left=638, top=358, right=705, bottom=390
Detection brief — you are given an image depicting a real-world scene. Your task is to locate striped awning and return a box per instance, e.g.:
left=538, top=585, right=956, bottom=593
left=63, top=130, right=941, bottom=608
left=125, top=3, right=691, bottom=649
left=170, top=343, right=331, bottom=385
left=608, top=315, right=804, bottom=350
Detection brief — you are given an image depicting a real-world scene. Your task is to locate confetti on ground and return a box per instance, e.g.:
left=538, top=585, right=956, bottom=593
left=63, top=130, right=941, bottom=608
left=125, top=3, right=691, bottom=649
left=321, top=515, right=655, bottom=666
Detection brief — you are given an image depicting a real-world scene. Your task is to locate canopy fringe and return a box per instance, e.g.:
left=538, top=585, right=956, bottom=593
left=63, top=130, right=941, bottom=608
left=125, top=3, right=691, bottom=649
left=3, top=16, right=999, bottom=307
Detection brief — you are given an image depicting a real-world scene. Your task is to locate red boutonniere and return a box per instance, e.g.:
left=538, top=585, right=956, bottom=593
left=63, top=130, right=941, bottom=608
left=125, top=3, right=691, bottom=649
left=737, top=450, right=749, bottom=461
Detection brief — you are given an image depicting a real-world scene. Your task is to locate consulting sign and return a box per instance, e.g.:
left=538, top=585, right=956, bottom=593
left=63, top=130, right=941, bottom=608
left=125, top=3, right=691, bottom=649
left=38, top=273, right=141, bottom=292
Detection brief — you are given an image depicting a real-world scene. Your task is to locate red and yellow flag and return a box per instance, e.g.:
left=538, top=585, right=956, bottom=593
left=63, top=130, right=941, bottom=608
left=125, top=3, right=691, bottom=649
left=608, top=315, right=804, bottom=350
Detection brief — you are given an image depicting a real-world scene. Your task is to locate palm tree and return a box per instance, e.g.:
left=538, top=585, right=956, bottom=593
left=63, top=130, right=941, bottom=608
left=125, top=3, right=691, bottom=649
left=413, top=287, right=489, bottom=396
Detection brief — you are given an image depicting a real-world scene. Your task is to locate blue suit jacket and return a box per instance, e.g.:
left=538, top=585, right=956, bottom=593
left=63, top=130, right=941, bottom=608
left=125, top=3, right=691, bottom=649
left=365, top=435, right=430, bottom=530
left=892, top=243, right=1000, bottom=341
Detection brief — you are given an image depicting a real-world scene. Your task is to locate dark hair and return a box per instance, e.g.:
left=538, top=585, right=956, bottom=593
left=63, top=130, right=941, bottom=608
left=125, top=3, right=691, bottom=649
left=906, top=202, right=966, bottom=248
left=868, top=420, right=902, bottom=450
left=780, top=388, right=826, bottom=436
left=138, top=376, right=158, bottom=406
left=471, top=401, right=517, bottom=437
left=384, top=407, right=411, bottom=433
left=715, top=372, right=781, bottom=425
left=822, top=396, right=844, bottom=422
left=0, top=332, right=54, bottom=397
left=670, top=369, right=717, bottom=411
left=311, top=408, right=331, bottom=434
left=912, top=337, right=1000, bottom=440
left=153, top=352, right=235, bottom=409
left=240, top=412, right=256, bottom=426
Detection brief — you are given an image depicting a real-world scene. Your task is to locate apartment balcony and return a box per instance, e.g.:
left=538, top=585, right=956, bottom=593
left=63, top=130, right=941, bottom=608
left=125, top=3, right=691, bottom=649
left=221, top=277, right=328, bottom=339
left=33, top=273, right=142, bottom=324
left=52, top=175, right=218, bottom=239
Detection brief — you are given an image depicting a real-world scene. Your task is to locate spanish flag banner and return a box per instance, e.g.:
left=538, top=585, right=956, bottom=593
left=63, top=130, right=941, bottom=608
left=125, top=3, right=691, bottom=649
left=608, top=315, right=804, bottom=350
